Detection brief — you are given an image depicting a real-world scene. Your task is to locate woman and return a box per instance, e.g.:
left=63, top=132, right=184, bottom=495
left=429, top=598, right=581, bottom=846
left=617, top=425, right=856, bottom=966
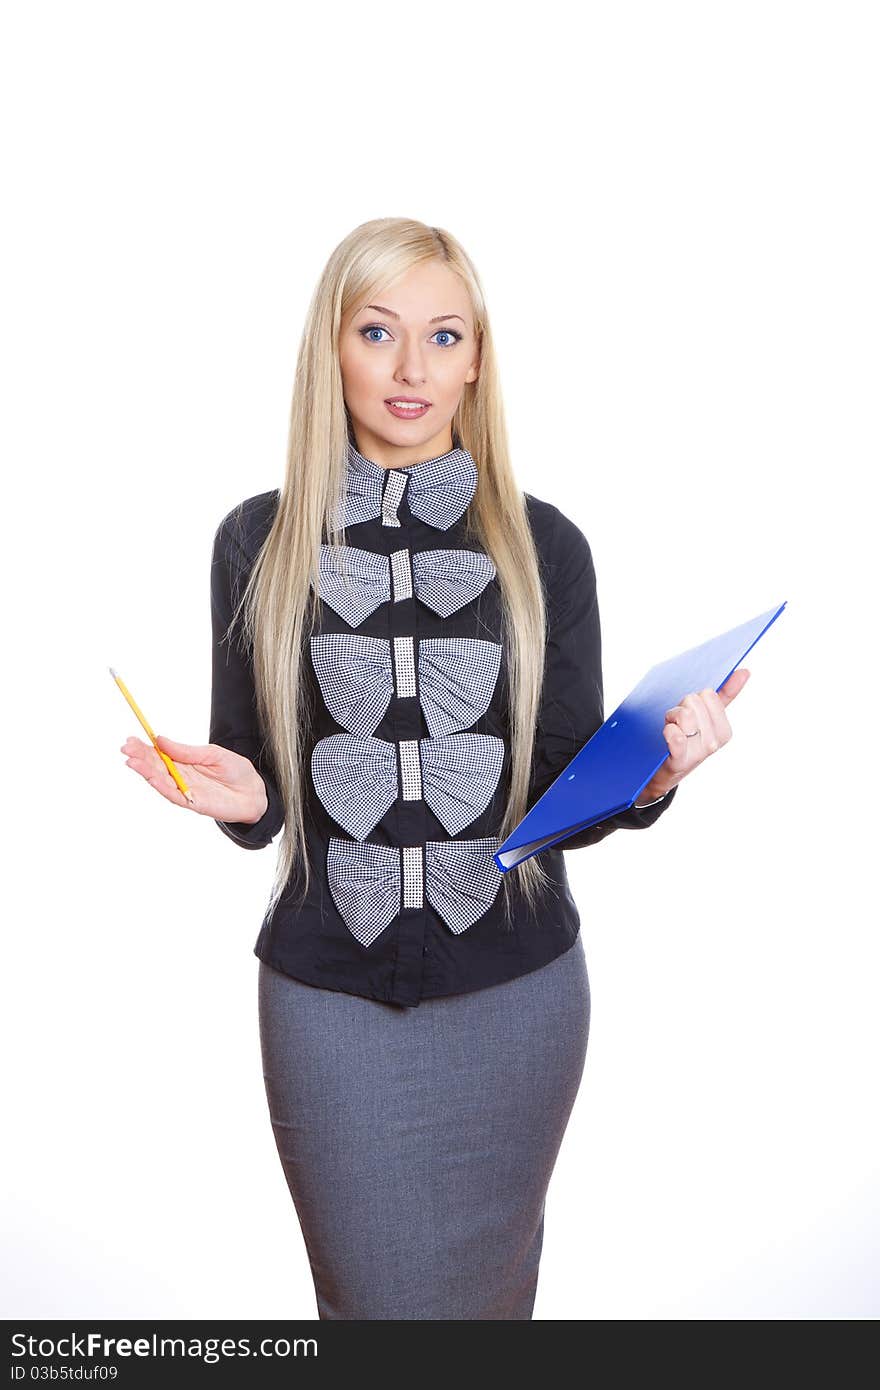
left=120, top=217, right=749, bottom=1320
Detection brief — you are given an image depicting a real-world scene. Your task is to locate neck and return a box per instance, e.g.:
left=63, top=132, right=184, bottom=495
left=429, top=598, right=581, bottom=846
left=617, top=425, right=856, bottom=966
left=349, top=422, right=456, bottom=471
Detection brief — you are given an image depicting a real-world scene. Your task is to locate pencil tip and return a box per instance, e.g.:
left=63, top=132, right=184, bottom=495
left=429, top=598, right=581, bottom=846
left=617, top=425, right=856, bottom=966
left=109, top=666, right=117, bottom=678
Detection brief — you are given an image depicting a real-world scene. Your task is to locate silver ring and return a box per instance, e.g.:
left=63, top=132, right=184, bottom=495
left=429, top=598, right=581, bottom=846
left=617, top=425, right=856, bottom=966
left=686, top=729, right=701, bottom=738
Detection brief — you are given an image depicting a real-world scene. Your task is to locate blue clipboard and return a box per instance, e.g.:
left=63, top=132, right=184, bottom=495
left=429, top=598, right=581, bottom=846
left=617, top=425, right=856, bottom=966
left=494, top=600, right=787, bottom=872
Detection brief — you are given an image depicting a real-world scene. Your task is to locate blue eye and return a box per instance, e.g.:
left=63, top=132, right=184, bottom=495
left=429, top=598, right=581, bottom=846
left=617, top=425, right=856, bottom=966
left=431, top=328, right=463, bottom=347
left=358, top=324, right=464, bottom=347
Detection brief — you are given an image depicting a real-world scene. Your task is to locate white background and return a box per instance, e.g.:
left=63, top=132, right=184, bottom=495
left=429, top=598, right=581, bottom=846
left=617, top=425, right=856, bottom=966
left=3, top=0, right=877, bottom=1320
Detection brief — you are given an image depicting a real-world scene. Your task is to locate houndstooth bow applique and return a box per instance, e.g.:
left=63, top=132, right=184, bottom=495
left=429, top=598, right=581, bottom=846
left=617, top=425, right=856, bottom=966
left=327, top=835, right=503, bottom=947
left=310, top=632, right=502, bottom=739
left=313, top=543, right=495, bottom=627
left=312, top=731, right=505, bottom=838
left=334, top=440, right=478, bottom=532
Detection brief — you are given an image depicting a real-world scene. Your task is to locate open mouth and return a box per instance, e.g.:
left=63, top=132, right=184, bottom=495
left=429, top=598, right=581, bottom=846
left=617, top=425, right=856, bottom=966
left=385, top=398, right=431, bottom=418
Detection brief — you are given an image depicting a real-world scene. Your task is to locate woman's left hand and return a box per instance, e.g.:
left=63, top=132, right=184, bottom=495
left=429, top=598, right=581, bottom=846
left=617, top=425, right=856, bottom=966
left=638, top=668, right=752, bottom=802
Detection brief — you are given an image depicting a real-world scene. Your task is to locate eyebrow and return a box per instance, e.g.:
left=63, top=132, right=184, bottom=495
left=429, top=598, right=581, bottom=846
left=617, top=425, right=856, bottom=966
left=363, top=304, right=467, bottom=326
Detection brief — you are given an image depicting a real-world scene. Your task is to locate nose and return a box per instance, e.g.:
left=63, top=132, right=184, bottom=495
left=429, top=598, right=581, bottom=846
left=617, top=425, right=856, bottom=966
left=393, top=339, right=427, bottom=388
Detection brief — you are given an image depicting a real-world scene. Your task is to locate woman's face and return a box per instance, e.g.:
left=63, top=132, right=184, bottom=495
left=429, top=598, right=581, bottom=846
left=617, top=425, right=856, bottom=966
left=339, top=259, right=480, bottom=468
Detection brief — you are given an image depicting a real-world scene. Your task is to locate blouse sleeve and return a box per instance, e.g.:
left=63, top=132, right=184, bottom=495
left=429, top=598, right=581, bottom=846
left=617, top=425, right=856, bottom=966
left=527, top=505, right=677, bottom=852
left=209, top=517, right=286, bottom=850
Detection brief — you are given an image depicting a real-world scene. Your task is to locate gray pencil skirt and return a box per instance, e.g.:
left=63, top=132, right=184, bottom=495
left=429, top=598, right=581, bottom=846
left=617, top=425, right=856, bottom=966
left=257, top=933, right=591, bottom=1320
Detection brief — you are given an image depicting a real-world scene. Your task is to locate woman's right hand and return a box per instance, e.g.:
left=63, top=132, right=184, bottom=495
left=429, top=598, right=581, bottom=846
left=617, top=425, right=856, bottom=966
left=120, top=735, right=269, bottom=825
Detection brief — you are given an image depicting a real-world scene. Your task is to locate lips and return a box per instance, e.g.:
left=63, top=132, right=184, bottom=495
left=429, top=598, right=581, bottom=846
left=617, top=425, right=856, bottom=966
left=384, top=398, right=432, bottom=419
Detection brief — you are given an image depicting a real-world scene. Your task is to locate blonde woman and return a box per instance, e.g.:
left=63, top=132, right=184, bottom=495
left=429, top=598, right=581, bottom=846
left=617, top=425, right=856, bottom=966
left=120, top=217, right=748, bottom=1320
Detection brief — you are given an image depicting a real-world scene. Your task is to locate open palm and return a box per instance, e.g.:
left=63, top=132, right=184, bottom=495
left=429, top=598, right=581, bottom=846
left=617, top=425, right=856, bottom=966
left=120, top=734, right=267, bottom=824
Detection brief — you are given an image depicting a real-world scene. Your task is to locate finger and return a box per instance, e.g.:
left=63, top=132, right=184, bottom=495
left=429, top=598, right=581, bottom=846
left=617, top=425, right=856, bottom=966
left=662, top=720, right=691, bottom=772
left=717, top=668, right=751, bottom=707
left=154, top=734, right=219, bottom=765
left=699, top=687, right=732, bottom=750
left=662, top=698, right=699, bottom=771
left=664, top=699, right=701, bottom=739
left=676, top=692, right=713, bottom=766
left=120, top=735, right=152, bottom=758
left=142, top=757, right=191, bottom=808
left=122, top=739, right=191, bottom=808
left=681, top=691, right=712, bottom=739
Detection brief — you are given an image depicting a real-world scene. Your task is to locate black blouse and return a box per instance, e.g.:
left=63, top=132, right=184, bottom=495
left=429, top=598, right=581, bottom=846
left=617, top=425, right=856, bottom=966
left=209, top=438, right=677, bottom=1007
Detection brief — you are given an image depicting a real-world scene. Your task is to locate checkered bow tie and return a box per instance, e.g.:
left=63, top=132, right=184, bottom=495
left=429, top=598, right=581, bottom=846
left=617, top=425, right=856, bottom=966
left=327, top=834, right=504, bottom=947
left=315, top=543, right=495, bottom=628
left=335, top=440, right=479, bottom=532
left=312, top=730, right=505, bottom=840
left=310, top=632, right=502, bottom=739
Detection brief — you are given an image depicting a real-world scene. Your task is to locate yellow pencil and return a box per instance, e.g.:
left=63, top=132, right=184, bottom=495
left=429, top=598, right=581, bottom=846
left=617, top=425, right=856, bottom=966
left=109, top=666, right=195, bottom=805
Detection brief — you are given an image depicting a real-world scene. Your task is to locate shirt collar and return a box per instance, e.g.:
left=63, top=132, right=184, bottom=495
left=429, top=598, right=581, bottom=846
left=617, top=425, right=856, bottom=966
left=341, top=434, right=478, bottom=531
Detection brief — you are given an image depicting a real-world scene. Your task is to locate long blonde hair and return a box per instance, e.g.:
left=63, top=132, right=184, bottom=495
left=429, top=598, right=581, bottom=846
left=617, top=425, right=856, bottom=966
left=225, top=216, right=556, bottom=927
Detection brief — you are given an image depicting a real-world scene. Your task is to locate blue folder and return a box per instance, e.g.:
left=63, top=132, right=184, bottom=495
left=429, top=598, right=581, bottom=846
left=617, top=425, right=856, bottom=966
left=494, top=600, right=787, bottom=872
